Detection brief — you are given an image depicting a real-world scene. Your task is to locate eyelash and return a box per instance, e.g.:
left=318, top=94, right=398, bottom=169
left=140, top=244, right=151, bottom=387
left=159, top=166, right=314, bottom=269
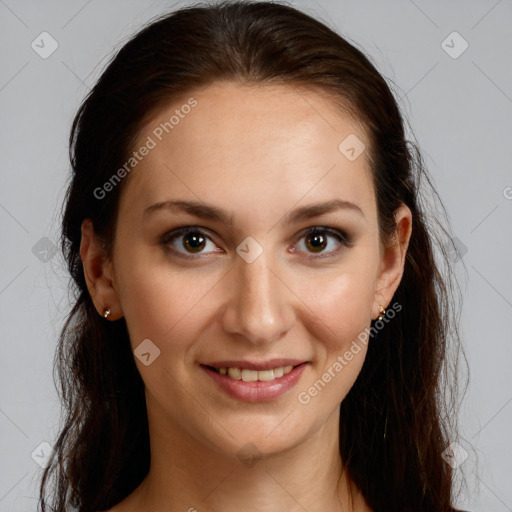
left=160, top=226, right=353, bottom=260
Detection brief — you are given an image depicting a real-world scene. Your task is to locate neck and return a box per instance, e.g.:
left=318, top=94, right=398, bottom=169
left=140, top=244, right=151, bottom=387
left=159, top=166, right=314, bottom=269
left=125, top=400, right=370, bottom=512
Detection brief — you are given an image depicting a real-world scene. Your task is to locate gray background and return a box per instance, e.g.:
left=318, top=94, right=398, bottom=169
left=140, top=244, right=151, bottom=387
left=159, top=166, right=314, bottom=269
left=0, top=0, right=511, bottom=510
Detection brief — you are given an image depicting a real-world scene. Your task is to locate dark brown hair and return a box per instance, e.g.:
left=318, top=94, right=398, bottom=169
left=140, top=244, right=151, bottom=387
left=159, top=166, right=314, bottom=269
left=39, top=1, right=467, bottom=511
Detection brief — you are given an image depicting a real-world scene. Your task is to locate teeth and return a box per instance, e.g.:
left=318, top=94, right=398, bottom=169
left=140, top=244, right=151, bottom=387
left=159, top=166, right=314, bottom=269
left=257, top=369, right=275, bottom=381
left=241, top=369, right=258, bottom=382
left=216, top=365, right=296, bottom=381
left=227, top=367, right=241, bottom=380
left=273, top=367, right=284, bottom=378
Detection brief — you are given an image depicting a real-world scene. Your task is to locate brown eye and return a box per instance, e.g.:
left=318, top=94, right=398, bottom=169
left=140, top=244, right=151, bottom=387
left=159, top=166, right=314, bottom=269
left=182, top=232, right=206, bottom=253
left=293, top=226, right=352, bottom=258
left=161, top=227, right=220, bottom=258
left=305, top=232, right=327, bottom=253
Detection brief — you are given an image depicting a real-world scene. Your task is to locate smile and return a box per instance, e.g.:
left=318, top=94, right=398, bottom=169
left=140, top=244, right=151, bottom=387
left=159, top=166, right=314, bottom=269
left=200, top=362, right=309, bottom=402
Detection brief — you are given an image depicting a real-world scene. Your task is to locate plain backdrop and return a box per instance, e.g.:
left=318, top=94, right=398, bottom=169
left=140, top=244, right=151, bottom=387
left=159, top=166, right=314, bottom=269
left=0, top=1, right=511, bottom=510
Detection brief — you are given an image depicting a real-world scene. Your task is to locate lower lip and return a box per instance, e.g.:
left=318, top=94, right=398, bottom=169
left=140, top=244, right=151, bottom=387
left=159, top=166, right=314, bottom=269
left=201, top=363, right=308, bottom=403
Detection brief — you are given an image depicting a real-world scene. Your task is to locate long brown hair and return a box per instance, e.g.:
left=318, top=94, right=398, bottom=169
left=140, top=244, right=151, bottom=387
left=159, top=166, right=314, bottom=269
left=39, top=2, right=467, bottom=510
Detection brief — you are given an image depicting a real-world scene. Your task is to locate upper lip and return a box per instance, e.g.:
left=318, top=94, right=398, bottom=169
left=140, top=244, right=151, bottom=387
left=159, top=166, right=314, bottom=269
left=202, top=359, right=307, bottom=371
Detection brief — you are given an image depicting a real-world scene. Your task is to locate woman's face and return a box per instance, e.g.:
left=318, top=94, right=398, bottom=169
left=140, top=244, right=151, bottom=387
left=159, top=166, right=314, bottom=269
left=98, top=81, right=409, bottom=458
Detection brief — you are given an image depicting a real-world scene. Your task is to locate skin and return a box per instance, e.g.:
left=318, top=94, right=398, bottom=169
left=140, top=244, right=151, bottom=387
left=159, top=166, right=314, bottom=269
left=80, top=81, right=412, bottom=512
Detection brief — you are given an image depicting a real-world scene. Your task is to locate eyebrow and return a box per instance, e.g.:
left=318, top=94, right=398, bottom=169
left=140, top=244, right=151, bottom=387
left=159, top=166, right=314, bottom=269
left=143, top=198, right=365, bottom=225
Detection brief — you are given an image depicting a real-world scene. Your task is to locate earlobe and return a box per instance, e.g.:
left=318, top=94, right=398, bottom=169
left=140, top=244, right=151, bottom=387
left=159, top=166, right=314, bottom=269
left=80, top=219, right=123, bottom=320
left=372, top=204, right=412, bottom=320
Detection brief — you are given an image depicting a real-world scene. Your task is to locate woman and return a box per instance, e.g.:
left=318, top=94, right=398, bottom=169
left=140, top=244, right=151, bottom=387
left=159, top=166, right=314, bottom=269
left=39, top=1, right=468, bottom=511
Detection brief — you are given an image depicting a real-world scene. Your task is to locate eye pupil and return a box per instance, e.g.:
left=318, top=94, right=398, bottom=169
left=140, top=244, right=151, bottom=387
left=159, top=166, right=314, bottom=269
left=306, top=233, right=327, bottom=252
left=184, top=232, right=206, bottom=252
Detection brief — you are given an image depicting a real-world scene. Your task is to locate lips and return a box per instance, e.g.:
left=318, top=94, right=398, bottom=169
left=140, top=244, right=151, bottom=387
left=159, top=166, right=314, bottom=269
left=200, top=359, right=309, bottom=402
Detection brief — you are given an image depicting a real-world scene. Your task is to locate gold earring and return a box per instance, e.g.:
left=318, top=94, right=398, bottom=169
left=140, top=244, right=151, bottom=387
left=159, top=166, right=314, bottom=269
left=378, top=305, right=386, bottom=321
left=102, top=307, right=111, bottom=319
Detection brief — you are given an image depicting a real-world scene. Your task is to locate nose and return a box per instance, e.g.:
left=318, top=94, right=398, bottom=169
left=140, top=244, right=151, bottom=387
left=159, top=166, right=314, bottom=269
left=220, top=250, right=295, bottom=345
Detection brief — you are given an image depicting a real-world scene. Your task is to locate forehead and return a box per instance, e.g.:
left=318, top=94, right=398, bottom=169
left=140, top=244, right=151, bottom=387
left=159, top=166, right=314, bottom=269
left=120, top=81, right=375, bottom=221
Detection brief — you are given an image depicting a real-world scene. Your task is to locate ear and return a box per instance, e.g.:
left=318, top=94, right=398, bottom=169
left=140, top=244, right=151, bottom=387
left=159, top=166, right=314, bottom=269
left=372, top=203, right=412, bottom=319
left=80, top=219, right=123, bottom=320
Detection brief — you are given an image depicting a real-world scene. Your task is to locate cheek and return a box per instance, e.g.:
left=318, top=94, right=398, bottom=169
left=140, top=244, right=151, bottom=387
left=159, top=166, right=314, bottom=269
left=292, top=263, right=377, bottom=345
left=292, top=271, right=374, bottom=413
left=114, top=248, right=226, bottom=349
